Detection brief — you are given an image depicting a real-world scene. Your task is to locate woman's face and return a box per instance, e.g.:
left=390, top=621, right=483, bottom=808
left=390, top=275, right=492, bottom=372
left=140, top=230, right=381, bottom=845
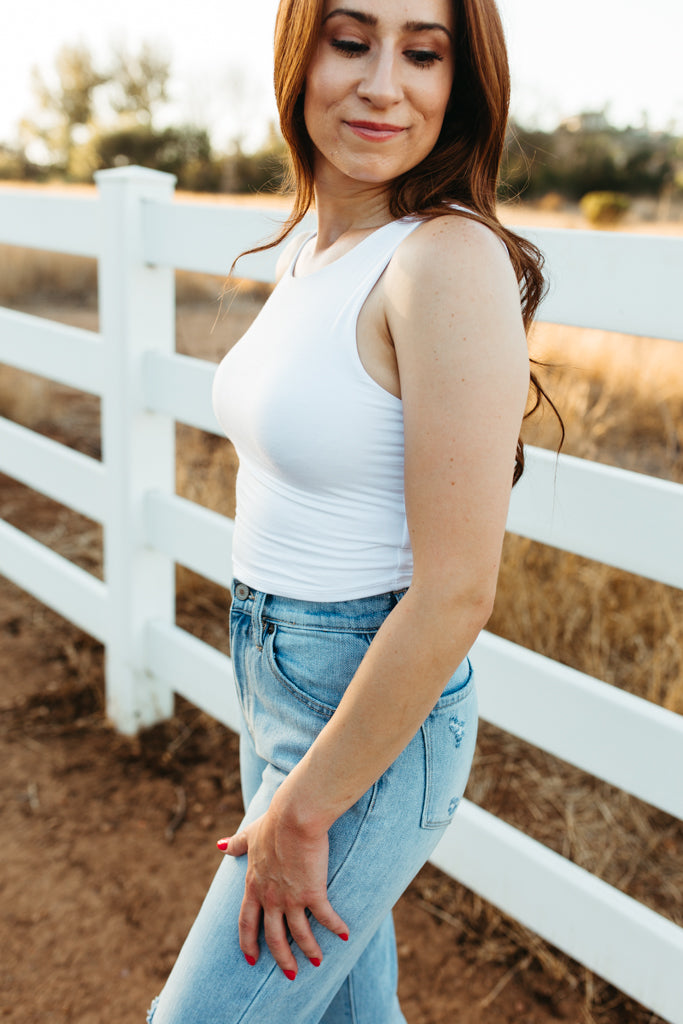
left=304, top=0, right=455, bottom=190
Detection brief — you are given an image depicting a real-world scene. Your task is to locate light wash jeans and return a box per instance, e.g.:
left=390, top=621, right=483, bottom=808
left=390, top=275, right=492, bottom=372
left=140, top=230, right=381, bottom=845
left=147, top=582, right=478, bottom=1024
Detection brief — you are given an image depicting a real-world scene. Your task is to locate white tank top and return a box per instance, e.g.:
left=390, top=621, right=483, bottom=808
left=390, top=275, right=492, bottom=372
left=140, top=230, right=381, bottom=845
left=212, top=216, right=423, bottom=600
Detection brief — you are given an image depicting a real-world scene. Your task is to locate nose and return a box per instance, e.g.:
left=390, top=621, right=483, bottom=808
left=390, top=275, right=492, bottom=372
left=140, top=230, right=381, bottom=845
left=357, top=46, right=403, bottom=107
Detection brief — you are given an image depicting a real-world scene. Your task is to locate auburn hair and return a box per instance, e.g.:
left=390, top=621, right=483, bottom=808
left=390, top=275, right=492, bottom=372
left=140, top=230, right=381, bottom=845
left=246, top=0, right=563, bottom=484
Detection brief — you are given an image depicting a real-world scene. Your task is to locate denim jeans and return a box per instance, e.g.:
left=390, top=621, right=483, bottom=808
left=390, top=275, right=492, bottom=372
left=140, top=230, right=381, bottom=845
left=147, top=582, right=478, bottom=1024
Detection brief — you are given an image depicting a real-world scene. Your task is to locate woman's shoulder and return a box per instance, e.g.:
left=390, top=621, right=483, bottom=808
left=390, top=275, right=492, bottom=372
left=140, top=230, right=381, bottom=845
left=385, top=211, right=524, bottom=339
left=399, top=209, right=511, bottom=275
left=389, top=207, right=518, bottom=301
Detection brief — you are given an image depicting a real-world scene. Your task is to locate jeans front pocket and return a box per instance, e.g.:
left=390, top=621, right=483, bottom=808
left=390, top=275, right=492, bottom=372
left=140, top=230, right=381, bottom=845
left=420, top=663, right=478, bottom=829
left=265, top=623, right=374, bottom=719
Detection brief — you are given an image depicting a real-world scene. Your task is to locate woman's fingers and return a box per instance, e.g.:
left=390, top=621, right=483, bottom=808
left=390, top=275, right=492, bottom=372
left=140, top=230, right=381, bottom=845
left=285, top=908, right=323, bottom=967
left=216, top=830, right=248, bottom=855
left=309, top=897, right=349, bottom=944
left=238, top=893, right=262, bottom=966
left=260, top=908, right=337, bottom=977
left=217, top=815, right=349, bottom=972
left=239, top=895, right=347, bottom=975
left=263, top=909, right=298, bottom=979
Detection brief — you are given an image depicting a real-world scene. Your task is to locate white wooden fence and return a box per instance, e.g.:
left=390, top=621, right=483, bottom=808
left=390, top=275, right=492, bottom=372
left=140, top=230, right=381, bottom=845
left=1, top=166, right=682, bottom=1021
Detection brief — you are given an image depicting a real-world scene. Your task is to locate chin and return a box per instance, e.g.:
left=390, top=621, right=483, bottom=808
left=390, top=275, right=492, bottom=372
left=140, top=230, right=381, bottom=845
left=315, top=147, right=426, bottom=189
left=342, top=158, right=415, bottom=185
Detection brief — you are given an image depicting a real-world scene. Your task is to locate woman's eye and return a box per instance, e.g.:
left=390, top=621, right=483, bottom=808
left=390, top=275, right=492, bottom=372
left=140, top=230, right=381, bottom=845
left=406, top=50, right=443, bottom=68
left=331, top=39, right=369, bottom=57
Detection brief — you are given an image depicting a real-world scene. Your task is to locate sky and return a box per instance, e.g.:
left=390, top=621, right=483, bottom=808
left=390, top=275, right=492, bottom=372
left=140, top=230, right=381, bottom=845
left=2, top=0, right=681, bottom=153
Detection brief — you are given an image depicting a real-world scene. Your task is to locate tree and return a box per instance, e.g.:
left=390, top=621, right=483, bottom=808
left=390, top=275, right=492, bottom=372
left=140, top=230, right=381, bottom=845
left=222, top=121, right=289, bottom=194
left=27, top=43, right=106, bottom=170
left=108, top=42, right=170, bottom=127
left=87, top=124, right=222, bottom=190
left=500, top=114, right=678, bottom=202
left=23, top=41, right=171, bottom=174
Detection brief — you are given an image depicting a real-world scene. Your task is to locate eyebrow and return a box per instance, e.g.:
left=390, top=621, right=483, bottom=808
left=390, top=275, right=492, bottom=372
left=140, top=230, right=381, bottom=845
left=323, top=8, right=453, bottom=41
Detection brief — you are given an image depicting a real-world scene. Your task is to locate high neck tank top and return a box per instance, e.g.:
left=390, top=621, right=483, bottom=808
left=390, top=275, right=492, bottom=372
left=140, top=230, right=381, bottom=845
left=212, top=216, right=423, bottom=600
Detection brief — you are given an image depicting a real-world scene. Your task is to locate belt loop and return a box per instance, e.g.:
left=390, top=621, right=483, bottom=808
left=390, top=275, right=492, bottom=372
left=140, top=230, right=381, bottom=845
left=251, top=589, right=267, bottom=649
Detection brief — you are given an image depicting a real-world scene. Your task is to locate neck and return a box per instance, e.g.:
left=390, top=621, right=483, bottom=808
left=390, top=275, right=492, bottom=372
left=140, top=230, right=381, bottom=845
left=312, top=171, right=394, bottom=250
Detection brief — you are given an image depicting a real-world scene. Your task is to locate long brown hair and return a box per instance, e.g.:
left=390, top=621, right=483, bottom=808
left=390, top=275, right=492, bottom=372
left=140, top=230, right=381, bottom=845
left=247, top=0, right=563, bottom=483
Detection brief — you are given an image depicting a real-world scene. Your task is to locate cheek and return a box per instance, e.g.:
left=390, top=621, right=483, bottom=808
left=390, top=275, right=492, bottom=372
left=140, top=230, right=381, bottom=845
left=303, top=69, right=337, bottom=141
left=303, top=94, right=324, bottom=150
left=420, top=78, right=453, bottom=136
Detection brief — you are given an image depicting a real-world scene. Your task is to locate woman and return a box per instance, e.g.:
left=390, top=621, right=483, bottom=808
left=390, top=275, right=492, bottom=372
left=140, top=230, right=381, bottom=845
left=148, top=1, right=554, bottom=1021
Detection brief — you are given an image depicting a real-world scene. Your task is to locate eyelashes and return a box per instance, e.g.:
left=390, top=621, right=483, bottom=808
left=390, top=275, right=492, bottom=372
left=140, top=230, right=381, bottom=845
left=331, top=39, right=367, bottom=56
left=330, top=39, right=444, bottom=69
left=409, top=50, right=444, bottom=68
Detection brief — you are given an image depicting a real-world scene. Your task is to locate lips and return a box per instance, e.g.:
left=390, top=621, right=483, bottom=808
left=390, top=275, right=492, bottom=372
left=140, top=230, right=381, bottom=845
left=344, top=121, right=406, bottom=141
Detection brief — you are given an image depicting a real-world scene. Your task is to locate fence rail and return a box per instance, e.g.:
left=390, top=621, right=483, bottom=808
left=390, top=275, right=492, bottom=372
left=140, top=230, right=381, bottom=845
left=0, top=519, right=108, bottom=642
left=0, top=416, right=106, bottom=521
left=509, top=446, right=683, bottom=588
left=0, top=307, right=104, bottom=393
left=1, top=167, right=682, bottom=1022
left=0, top=190, right=100, bottom=256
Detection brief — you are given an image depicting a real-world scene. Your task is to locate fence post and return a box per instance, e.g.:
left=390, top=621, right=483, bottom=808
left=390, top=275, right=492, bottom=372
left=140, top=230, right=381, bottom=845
left=95, top=166, right=176, bottom=734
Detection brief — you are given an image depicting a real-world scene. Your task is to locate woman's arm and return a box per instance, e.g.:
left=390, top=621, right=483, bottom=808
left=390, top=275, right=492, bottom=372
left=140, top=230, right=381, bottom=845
left=223, top=214, right=530, bottom=976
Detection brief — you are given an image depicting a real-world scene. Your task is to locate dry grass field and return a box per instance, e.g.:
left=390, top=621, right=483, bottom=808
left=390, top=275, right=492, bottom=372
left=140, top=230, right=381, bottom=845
left=1, top=193, right=682, bottom=1023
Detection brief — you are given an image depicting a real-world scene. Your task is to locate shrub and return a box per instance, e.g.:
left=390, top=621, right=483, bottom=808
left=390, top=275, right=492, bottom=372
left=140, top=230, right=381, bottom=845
left=580, top=191, right=630, bottom=227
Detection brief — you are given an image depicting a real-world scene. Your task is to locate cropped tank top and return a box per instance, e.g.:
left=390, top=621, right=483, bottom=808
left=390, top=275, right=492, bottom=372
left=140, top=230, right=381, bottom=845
left=212, top=216, right=423, bottom=600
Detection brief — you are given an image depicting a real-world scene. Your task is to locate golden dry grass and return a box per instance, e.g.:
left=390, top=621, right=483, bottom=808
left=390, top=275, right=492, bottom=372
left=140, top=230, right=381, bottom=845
left=507, top=324, right=683, bottom=717
left=1, top=200, right=682, bottom=1023
left=0, top=244, right=233, bottom=307
left=0, top=246, right=98, bottom=306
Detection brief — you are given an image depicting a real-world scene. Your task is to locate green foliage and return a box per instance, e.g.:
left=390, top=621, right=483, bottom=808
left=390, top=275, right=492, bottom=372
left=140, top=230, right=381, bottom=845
left=222, top=127, right=289, bottom=194
left=90, top=124, right=220, bottom=189
left=17, top=41, right=288, bottom=193
left=32, top=43, right=106, bottom=131
left=64, top=121, right=289, bottom=193
left=0, top=144, right=50, bottom=183
left=500, top=115, right=678, bottom=202
left=0, top=146, right=27, bottom=180
left=22, top=41, right=173, bottom=177
left=579, top=191, right=630, bottom=227
left=108, top=42, right=170, bottom=126
left=27, top=43, right=107, bottom=170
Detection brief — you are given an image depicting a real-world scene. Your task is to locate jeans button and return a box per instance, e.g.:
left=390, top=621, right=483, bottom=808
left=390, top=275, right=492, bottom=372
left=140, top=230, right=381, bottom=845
left=235, top=583, right=250, bottom=601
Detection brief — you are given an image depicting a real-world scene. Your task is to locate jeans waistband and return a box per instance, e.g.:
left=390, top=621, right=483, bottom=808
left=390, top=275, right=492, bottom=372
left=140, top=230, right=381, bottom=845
left=231, top=579, right=407, bottom=632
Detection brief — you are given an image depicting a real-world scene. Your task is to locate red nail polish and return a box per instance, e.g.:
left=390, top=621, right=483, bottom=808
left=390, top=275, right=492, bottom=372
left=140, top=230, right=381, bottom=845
left=338, top=932, right=349, bottom=942
left=216, top=839, right=228, bottom=851
left=310, top=957, right=321, bottom=967
left=283, top=969, right=297, bottom=981
left=244, top=953, right=256, bottom=966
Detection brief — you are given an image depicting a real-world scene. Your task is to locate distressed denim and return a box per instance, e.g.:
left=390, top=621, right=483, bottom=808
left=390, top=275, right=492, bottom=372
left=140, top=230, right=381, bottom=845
left=147, top=582, right=478, bottom=1024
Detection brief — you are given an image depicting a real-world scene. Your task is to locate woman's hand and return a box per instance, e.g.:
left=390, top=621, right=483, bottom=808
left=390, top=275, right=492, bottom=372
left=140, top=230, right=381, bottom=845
left=216, top=807, right=349, bottom=979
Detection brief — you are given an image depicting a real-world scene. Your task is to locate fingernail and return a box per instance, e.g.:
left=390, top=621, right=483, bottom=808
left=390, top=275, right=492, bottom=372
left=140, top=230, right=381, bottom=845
left=283, top=969, right=297, bottom=981
left=244, top=953, right=256, bottom=966
left=338, top=932, right=349, bottom=942
left=309, top=957, right=321, bottom=967
left=216, top=839, right=228, bottom=851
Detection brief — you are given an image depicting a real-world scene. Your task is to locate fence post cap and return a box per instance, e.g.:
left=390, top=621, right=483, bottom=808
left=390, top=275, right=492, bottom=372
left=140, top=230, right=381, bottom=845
left=94, top=165, right=177, bottom=187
